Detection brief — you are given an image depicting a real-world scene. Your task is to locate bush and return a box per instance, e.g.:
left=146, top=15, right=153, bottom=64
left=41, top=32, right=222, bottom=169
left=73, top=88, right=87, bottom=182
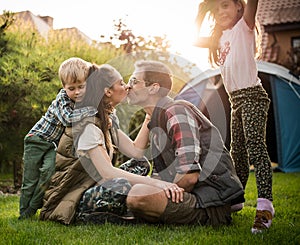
left=0, top=21, right=121, bottom=176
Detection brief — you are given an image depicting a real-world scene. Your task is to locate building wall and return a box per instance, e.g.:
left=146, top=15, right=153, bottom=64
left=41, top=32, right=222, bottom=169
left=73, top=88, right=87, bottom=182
left=266, top=30, right=300, bottom=65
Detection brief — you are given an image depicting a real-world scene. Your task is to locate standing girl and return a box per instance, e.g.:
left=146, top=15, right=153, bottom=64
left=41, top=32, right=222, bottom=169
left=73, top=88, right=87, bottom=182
left=195, top=0, right=274, bottom=233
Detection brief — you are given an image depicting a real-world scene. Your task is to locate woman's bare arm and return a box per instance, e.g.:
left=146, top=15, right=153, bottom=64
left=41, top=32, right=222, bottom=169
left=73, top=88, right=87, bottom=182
left=88, top=145, right=184, bottom=203
left=116, top=115, right=151, bottom=158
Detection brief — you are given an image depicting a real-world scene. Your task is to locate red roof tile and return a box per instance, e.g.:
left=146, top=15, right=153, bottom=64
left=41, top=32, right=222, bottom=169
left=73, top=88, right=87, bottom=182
left=256, top=0, right=300, bottom=62
left=257, top=0, right=300, bottom=26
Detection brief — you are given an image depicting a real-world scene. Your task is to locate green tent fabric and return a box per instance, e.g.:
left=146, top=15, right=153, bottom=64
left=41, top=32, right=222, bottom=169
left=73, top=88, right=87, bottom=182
left=176, top=61, right=300, bottom=173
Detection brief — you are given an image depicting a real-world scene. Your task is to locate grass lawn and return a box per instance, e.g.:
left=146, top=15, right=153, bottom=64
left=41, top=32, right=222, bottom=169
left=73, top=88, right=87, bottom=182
left=1, top=172, right=299, bottom=245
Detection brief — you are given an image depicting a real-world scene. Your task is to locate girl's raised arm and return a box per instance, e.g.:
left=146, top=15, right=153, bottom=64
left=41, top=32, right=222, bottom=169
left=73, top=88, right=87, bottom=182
left=244, top=0, right=259, bottom=29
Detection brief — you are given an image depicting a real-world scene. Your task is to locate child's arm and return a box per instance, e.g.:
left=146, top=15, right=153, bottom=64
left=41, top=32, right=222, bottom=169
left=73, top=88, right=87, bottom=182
left=55, top=89, right=97, bottom=126
left=194, top=1, right=211, bottom=48
left=244, top=0, right=259, bottom=29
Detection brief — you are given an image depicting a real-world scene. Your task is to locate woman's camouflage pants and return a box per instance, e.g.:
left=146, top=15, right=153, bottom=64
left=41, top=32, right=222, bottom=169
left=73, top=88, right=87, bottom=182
left=76, top=157, right=151, bottom=221
left=77, top=177, right=132, bottom=218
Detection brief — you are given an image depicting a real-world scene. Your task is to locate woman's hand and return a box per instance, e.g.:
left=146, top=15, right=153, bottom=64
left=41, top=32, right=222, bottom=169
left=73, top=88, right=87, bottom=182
left=162, top=183, right=184, bottom=203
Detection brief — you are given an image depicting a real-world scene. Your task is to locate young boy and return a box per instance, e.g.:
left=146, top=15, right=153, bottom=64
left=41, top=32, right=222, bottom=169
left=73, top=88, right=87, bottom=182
left=19, top=57, right=98, bottom=219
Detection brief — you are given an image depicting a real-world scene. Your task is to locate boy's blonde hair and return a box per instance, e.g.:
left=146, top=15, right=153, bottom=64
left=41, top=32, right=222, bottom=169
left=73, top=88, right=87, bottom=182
left=58, top=57, right=93, bottom=86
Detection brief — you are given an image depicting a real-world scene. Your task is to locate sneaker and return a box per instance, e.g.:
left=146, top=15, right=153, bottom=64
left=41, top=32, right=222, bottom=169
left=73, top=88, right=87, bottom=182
left=231, top=203, right=244, bottom=213
left=251, top=210, right=273, bottom=234
left=18, top=207, right=37, bottom=220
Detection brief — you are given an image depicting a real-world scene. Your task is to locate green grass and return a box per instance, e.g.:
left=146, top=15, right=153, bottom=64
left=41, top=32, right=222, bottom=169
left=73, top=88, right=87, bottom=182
left=1, top=172, right=299, bottom=245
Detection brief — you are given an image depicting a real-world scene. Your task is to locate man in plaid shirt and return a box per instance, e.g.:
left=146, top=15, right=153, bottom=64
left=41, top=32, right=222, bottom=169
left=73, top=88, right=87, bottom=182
left=19, top=58, right=97, bottom=220
left=126, top=60, right=244, bottom=226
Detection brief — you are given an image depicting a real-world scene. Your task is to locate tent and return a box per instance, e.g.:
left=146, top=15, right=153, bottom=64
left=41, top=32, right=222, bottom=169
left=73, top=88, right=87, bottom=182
left=175, top=61, right=300, bottom=173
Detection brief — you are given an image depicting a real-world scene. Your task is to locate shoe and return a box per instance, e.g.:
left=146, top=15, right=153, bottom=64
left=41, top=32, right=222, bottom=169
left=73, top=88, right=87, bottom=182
left=231, top=203, right=244, bottom=213
left=251, top=210, right=273, bottom=234
left=18, top=207, right=37, bottom=220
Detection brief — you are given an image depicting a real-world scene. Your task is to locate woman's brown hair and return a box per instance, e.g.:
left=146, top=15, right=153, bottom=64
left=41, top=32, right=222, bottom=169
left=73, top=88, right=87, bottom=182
left=76, top=64, right=122, bottom=151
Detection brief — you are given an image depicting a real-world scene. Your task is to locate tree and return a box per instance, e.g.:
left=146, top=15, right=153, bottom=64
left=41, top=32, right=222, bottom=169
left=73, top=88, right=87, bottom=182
left=0, top=15, right=121, bottom=187
left=0, top=29, right=60, bottom=186
left=106, top=18, right=170, bottom=54
left=0, top=11, right=15, bottom=56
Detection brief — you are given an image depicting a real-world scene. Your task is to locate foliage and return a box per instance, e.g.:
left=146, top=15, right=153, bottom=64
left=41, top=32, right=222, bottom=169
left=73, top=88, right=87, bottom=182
left=106, top=18, right=170, bottom=54
left=101, top=18, right=194, bottom=94
left=0, top=10, right=15, bottom=56
left=0, top=19, right=121, bottom=175
left=1, top=172, right=300, bottom=244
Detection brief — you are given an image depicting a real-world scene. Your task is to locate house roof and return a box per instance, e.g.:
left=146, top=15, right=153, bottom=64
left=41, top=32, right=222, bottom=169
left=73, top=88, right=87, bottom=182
left=256, top=0, right=300, bottom=62
left=257, top=0, right=300, bottom=26
left=11, top=11, right=93, bottom=44
left=55, top=27, right=93, bottom=45
left=14, top=11, right=51, bottom=39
